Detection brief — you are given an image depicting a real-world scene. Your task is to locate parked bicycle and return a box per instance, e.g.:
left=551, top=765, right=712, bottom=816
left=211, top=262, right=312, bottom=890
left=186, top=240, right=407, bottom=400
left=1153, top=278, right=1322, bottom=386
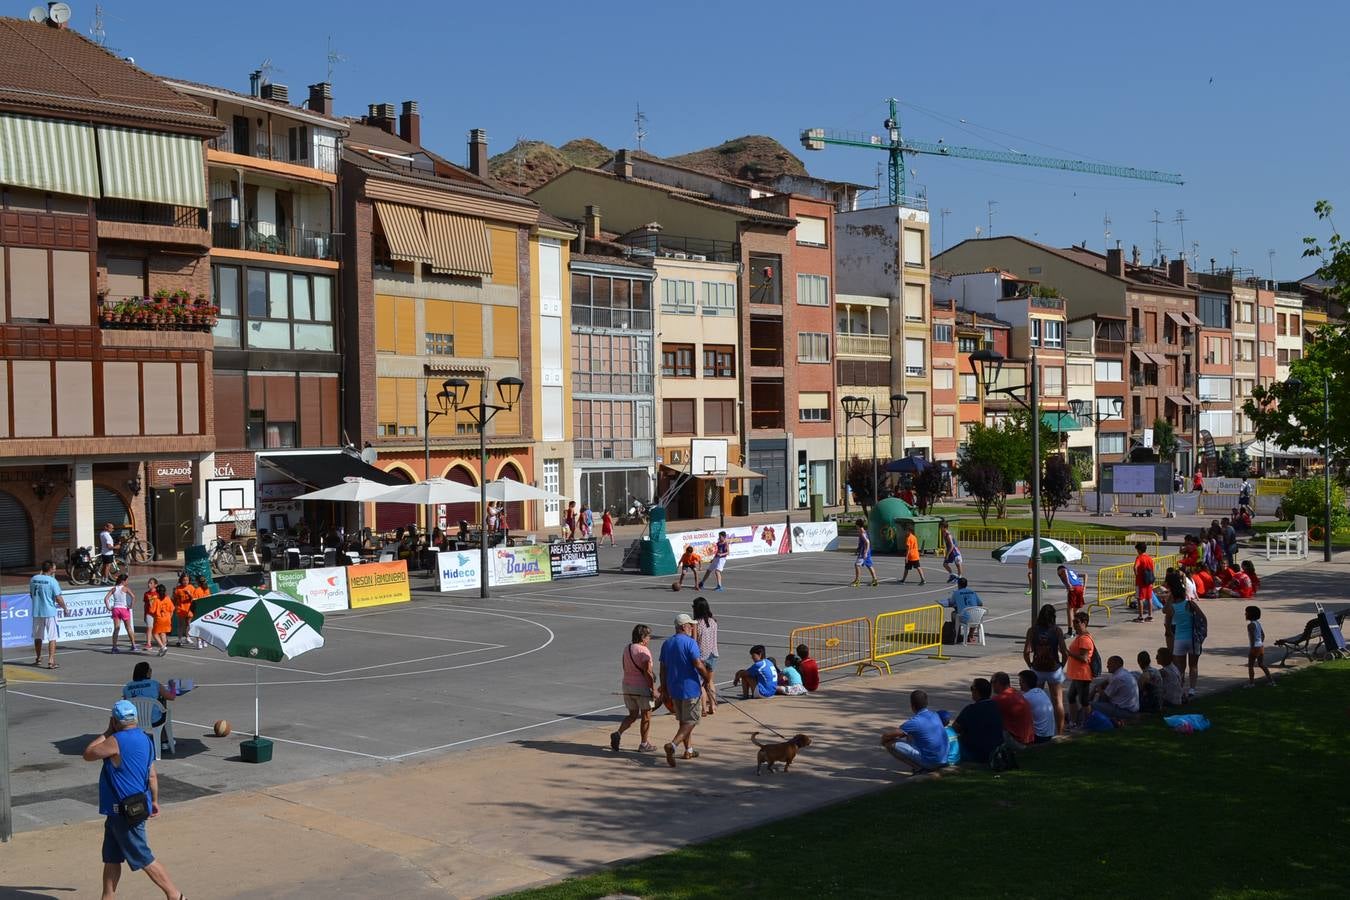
left=207, top=536, right=245, bottom=574
left=117, top=527, right=155, bottom=564
left=64, top=546, right=124, bottom=586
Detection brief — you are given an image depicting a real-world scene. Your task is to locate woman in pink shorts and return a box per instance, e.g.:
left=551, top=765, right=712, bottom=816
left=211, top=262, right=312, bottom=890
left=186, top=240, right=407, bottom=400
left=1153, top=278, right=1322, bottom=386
left=102, top=573, right=139, bottom=653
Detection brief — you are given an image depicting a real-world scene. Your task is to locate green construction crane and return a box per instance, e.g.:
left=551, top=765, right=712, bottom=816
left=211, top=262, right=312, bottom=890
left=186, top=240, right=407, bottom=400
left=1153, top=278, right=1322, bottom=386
left=802, top=98, right=1183, bottom=206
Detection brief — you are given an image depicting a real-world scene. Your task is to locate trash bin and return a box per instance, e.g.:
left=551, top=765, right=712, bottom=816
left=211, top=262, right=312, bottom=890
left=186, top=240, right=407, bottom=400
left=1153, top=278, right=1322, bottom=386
left=809, top=493, right=824, bottom=522
left=894, top=515, right=944, bottom=556
left=868, top=498, right=915, bottom=553
left=732, top=494, right=750, bottom=517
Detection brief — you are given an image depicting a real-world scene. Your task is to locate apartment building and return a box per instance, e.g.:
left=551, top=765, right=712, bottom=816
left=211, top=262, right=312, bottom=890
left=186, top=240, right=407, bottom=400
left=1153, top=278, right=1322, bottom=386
left=954, top=311, right=1012, bottom=446
left=930, top=295, right=958, bottom=466
left=1229, top=279, right=1259, bottom=442
left=1274, top=289, right=1304, bottom=382
left=0, top=16, right=220, bottom=566
left=1256, top=284, right=1277, bottom=393
left=1065, top=315, right=1127, bottom=483
left=836, top=291, right=892, bottom=492
left=342, top=120, right=573, bottom=532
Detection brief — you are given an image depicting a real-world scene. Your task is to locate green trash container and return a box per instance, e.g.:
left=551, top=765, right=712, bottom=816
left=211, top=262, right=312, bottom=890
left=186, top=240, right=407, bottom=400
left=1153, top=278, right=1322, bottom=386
left=868, top=498, right=916, bottom=553
left=895, top=515, right=944, bottom=556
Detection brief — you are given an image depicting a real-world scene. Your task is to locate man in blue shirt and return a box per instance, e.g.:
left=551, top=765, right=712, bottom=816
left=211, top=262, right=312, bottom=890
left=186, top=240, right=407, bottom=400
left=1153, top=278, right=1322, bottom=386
left=733, top=645, right=778, bottom=699
left=944, top=577, right=984, bottom=637
left=83, top=699, right=182, bottom=898
left=30, top=560, right=68, bottom=669
left=658, top=613, right=711, bottom=767
left=953, top=677, right=1007, bottom=766
left=122, top=661, right=173, bottom=727
left=881, top=690, right=948, bottom=772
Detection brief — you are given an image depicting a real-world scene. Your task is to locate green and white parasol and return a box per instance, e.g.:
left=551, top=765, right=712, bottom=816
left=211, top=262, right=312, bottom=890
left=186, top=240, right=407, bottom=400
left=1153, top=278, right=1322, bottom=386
left=991, top=537, right=1084, bottom=565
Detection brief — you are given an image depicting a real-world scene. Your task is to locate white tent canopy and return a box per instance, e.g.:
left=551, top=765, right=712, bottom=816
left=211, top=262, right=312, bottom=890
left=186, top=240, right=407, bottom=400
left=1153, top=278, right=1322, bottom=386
left=377, top=477, right=481, bottom=505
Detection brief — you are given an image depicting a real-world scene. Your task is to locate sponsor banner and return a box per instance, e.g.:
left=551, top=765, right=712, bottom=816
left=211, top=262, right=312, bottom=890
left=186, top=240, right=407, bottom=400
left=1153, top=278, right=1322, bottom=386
left=550, top=540, right=599, bottom=579
left=789, top=521, right=840, bottom=552
left=1257, top=478, right=1293, bottom=496
left=666, top=523, right=790, bottom=563
left=270, top=566, right=350, bottom=613
left=3, top=587, right=114, bottom=648
left=347, top=560, right=411, bottom=608
left=436, top=550, right=482, bottom=592
left=1170, top=493, right=1199, bottom=515
left=492, top=545, right=551, bottom=585
left=1203, top=477, right=1244, bottom=494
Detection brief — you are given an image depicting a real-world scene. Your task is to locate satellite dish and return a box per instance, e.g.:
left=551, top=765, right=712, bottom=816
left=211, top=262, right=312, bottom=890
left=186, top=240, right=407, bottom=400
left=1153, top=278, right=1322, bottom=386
left=28, top=6, right=46, bottom=22
left=48, top=2, right=71, bottom=23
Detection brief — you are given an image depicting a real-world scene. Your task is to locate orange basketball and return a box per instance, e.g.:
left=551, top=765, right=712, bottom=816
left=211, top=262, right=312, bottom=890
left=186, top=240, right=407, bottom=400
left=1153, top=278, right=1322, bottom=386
left=213, top=720, right=231, bottom=737
left=671, top=582, right=681, bottom=591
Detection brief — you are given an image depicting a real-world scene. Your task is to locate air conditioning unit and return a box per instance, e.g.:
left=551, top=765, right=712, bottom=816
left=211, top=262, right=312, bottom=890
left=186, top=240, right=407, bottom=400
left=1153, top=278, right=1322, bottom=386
left=690, top=254, right=707, bottom=261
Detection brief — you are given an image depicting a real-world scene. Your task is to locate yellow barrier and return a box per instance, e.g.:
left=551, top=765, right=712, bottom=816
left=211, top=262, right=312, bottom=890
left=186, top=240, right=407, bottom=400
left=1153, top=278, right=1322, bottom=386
left=1091, top=552, right=1178, bottom=619
left=955, top=524, right=1009, bottom=549
left=789, top=617, right=876, bottom=676
left=871, top=604, right=950, bottom=673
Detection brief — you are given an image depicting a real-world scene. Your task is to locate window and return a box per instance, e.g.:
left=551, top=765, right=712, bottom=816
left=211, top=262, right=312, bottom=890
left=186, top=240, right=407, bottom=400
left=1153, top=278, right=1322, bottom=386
left=1259, top=305, right=1273, bottom=324
left=1260, top=340, right=1274, bottom=358
left=748, top=253, right=781, bottom=304
left=903, top=228, right=924, bottom=267
left=212, top=265, right=241, bottom=347
left=660, top=279, right=695, bottom=315
left=933, top=323, right=953, bottom=343
left=903, top=283, right=924, bottom=321
left=957, top=335, right=979, bottom=353
left=796, top=215, right=827, bottom=246
left=904, top=337, right=925, bottom=376
left=934, top=414, right=954, bottom=438
left=1277, top=312, right=1287, bottom=334
left=572, top=275, right=651, bottom=330
left=1204, top=336, right=1228, bottom=365
left=1068, top=363, right=1094, bottom=386
left=1199, top=409, right=1234, bottom=438
left=799, top=392, right=831, bottom=423
left=1237, top=339, right=1254, bottom=362
left=663, top=398, right=695, bottom=435
left=704, top=398, right=736, bottom=434
left=1277, top=348, right=1289, bottom=365
left=1041, top=319, right=1064, bottom=348
left=798, top=332, right=830, bottom=363
left=905, top=392, right=927, bottom=430
left=797, top=273, right=829, bottom=306
left=1096, top=397, right=1125, bottom=420
left=426, top=332, right=454, bottom=355
left=1042, top=366, right=1064, bottom=396
left=240, top=268, right=334, bottom=351
left=959, top=373, right=978, bottom=401
left=1237, top=302, right=1254, bottom=324
left=703, top=345, right=736, bottom=378
left=1030, top=318, right=1040, bottom=347
left=933, top=368, right=954, bottom=390
left=702, top=281, right=736, bottom=316
left=1198, top=294, right=1230, bottom=328
left=1098, top=432, right=1126, bottom=455
left=661, top=343, right=695, bottom=377
left=1291, top=313, right=1301, bottom=333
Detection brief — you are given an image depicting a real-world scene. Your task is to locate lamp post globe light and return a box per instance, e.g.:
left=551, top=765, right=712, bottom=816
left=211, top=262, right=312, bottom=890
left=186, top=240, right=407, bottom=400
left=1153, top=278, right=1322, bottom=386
left=445, top=375, right=524, bottom=597
left=1286, top=374, right=1333, bottom=563
left=969, top=347, right=1044, bottom=623
left=841, top=392, right=908, bottom=510
left=1068, top=396, right=1124, bottom=516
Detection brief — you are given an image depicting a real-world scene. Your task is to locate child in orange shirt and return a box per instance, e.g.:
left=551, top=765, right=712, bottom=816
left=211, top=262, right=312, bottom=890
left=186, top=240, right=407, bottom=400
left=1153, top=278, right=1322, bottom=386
left=899, top=523, right=925, bottom=585
left=190, top=575, right=212, bottom=648
left=148, top=584, right=175, bottom=656
left=141, top=577, right=160, bottom=642
left=675, top=545, right=701, bottom=590
left=172, top=574, right=196, bottom=648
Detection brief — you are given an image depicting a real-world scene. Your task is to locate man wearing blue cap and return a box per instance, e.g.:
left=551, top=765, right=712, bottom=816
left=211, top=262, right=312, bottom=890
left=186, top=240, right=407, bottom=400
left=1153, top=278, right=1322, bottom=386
left=83, top=700, right=184, bottom=899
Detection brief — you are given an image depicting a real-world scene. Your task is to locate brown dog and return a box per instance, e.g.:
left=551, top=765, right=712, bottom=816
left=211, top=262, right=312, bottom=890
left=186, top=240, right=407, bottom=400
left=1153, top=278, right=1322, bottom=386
left=751, top=731, right=811, bottom=775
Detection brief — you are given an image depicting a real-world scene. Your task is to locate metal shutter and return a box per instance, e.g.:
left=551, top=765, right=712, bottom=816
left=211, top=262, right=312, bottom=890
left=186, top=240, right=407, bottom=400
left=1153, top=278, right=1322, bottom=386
left=51, top=488, right=131, bottom=551
left=0, top=490, right=34, bottom=568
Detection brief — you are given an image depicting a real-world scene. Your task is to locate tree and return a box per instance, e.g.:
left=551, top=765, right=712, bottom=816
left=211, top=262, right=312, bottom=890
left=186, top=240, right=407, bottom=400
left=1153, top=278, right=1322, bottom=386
left=961, top=413, right=1055, bottom=518
left=845, top=456, right=880, bottom=511
left=913, top=464, right=947, bottom=513
left=1281, top=478, right=1348, bottom=532
left=1040, top=455, right=1075, bottom=528
left=1152, top=417, right=1178, bottom=466
left=958, top=460, right=1004, bottom=524
left=1215, top=447, right=1253, bottom=478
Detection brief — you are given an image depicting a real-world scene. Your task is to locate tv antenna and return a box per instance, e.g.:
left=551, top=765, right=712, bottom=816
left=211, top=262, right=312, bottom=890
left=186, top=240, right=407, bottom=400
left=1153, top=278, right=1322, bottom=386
left=1103, top=211, right=1112, bottom=248
left=939, top=207, right=951, bottom=252
left=514, top=136, right=528, bottom=183
left=1174, top=209, right=1188, bottom=262
left=1229, top=248, right=1240, bottom=272
left=1267, top=249, right=1276, bottom=283
left=1190, top=240, right=1200, bottom=270
left=88, top=4, right=120, bottom=52
left=987, top=200, right=998, bottom=238
left=257, top=58, right=282, bottom=87
left=326, top=36, right=346, bottom=83
left=633, top=103, right=648, bottom=151
left=1151, top=209, right=1164, bottom=262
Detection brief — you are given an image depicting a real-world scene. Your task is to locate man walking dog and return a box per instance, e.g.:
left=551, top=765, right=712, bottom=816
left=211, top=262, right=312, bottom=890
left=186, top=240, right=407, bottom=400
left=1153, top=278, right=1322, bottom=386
left=659, top=613, right=712, bottom=767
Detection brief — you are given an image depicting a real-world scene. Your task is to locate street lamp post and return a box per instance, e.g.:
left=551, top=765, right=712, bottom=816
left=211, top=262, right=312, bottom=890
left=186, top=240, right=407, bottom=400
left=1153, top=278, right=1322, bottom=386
left=1069, top=397, right=1124, bottom=516
left=0, top=577, right=10, bottom=841
left=424, top=377, right=457, bottom=533
left=970, top=348, right=1044, bottom=623
left=446, top=375, right=524, bottom=598
left=1288, top=374, right=1333, bottom=563
left=841, top=393, right=908, bottom=509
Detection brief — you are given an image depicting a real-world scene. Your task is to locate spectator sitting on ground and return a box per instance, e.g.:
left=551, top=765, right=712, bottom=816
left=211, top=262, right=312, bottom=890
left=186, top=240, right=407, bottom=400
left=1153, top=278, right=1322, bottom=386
left=1089, top=655, right=1141, bottom=722
left=1178, top=535, right=1201, bottom=569
left=1219, top=564, right=1256, bottom=599
left=880, top=689, right=949, bottom=773
left=1156, top=647, right=1184, bottom=708
left=1135, top=650, right=1161, bottom=713
left=121, top=661, right=173, bottom=726
left=795, top=644, right=820, bottom=692
left=733, top=645, right=778, bottom=699
left=1241, top=560, right=1261, bottom=593
left=991, top=671, right=1036, bottom=750
left=776, top=654, right=808, bottom=695
left=944, top=577, right=984, bottom=638
left=1018, top=670, right=1056, bottom=743
left=952, top=677, right=1005, bottom=766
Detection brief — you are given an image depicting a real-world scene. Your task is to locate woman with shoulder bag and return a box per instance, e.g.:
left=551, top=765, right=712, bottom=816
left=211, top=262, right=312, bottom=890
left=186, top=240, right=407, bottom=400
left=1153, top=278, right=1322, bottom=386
left=611, top=624, right=658, bottom=753
left=1165, top=589, right=1205, bottom=700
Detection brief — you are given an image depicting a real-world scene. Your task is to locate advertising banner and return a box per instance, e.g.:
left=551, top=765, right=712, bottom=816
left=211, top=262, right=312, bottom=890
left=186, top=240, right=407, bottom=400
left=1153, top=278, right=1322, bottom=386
left=1204, top=477, right=1244, bottom=494
left=492, top=545, right=552, bottom=586
left=666, top=523, right=789, bottom=563
left=1257, top=478, right=1293, bottom=496
left=436, top=550, right=482, bottom=592
left=3, top=587, right=113, bottom=648
left=789, top=521, right=840, bottom=552
left=549, top=540, right=599, bottom=579
left=347, top=560, right=411, bottom=608
left=2, top=593, right=31, bottom=649
left=270, top=566, right=350, bottom=613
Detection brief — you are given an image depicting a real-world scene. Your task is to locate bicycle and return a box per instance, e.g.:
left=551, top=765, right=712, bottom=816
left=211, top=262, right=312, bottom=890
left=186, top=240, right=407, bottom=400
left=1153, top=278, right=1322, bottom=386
left=207, top=537, right=243, bottom=574
left=117, top=528, right=155, bottom=564
left=64, top=546, right=124, bottom=586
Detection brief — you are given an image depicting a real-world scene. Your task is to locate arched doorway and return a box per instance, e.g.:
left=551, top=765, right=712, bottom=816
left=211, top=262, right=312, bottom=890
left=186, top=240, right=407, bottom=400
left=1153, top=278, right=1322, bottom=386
left=0, top=490, right=34, bottom=568
left=52, top=486, right=132, bottom=551
left=441, top=464, right=478, bottom=533
left=374, top=468, right=416, bottom=533
left=497, top=462, right=524, bottom=532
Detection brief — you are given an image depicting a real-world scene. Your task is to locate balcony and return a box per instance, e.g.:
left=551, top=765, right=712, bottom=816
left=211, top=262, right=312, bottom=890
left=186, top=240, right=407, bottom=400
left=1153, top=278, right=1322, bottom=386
left=97, top=199, right=206, bottom=230
left=97, top=292, right=217, bottom=334
left=1066, top=337, right=1092, bottom=355
left=835, top=333, right=888, bottom=356
left=212, top=221, right=337, bottom=261
left=750, top=379, right=785, bottom=430
left=617, top=231, right=738, bottom=263
left=1132, top=414, right=1143, bottom=429
left=1029, top=295, right=1065, bottom=310
left=1095, top=339, right=1126, bottom=356
left=573, top=373, right=655, bottom=395
left=207, top=132, right=338, bottom=175
left=1130, top=326, right=1145, bottom=343
left=574, top=438, right=655, bottom=461
left=750, top=318, right=784, bottom=367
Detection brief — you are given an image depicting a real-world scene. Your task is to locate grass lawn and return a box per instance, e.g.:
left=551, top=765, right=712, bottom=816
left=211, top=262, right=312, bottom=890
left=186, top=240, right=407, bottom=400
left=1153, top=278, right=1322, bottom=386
left=836, top=514, right=1148, bottom=540
left=508, top=661, right=1350, bottom=900
left=1250, top=520, right=1350, bottom=551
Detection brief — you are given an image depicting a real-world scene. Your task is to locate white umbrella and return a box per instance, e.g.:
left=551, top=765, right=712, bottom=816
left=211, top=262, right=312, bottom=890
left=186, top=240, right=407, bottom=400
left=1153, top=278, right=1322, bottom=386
left=483, top=479, right=567, bottom=502
left=293, top=477, right=398, bottom=502
left=377, top=477, right=480, bottom=505
left=992, top=537, right=1084, bottom=564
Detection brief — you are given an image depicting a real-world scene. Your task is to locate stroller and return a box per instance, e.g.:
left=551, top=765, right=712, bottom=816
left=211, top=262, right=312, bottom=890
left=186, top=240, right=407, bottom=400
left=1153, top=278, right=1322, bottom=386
left=1274, top=603, right=1349, bottom=666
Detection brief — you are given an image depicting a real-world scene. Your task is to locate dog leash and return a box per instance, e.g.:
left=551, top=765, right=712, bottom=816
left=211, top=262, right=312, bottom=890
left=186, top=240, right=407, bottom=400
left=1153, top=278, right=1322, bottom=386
left=716, top=696, right=790, bottom=741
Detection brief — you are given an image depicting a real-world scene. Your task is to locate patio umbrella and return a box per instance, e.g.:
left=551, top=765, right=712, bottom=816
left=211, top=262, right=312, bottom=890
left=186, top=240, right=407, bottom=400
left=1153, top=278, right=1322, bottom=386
left=885, top=455, right=929, bottom=475
left=482, top=479, right=568, bottom=502
left=991, top=537, right=1083, bottom=565
left=188, top=587, right=326, bottom=741
left=377, top=477, right=480, bottom=505
left=293, top=477, right=398, bottom=502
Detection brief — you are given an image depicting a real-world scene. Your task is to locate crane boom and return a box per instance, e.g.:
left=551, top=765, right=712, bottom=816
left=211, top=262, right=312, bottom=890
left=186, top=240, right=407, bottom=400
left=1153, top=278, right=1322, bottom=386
left=801, top=98, right=1183, bottom=205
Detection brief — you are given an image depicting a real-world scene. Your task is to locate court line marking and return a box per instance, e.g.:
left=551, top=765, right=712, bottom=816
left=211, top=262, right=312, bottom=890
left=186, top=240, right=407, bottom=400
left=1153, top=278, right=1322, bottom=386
left=417, top=604, right=789, bottom=639
left=319, top=645, right=504, bottom=675
left=323, top=625, right=500, bottom=646
left=386, top=701, right=628, bottom=760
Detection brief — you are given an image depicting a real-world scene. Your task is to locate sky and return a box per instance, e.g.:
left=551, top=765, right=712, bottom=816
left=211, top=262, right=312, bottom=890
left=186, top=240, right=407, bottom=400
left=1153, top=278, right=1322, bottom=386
left=77, top=0, right=1348, bottom=279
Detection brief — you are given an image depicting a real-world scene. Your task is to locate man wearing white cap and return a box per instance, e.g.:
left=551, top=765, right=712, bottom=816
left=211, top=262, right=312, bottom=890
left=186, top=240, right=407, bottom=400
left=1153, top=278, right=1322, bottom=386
left=83, top=699, right=184, bottom=899
left=659, top=613, right=711, bottom=767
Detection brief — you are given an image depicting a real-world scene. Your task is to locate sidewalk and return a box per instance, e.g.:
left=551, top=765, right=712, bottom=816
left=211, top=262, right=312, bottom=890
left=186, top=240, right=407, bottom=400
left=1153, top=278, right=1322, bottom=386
left=4, top=553, right=1343, bottom=900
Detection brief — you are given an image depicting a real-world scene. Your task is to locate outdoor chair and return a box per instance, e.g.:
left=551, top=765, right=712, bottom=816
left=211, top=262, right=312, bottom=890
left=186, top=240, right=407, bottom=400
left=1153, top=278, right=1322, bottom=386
left=128, top=696, right=174, bottom=758
left=1265, top=515, right=1309, bottom=560
left=958, top=607, right=988, bottom=646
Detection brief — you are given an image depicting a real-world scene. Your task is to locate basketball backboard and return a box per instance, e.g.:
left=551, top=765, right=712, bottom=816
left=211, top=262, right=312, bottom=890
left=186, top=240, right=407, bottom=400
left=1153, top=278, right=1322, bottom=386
left=690, top=438, right=728, bottom=476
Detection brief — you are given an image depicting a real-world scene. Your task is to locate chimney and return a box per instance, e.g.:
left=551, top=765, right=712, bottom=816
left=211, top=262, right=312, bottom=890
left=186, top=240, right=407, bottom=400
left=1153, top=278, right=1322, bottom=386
left=615, top=149, right=633, bottom=179
left=399, top=100, right=421, bottom=147
left=1106, top=246, right=1125, bottom=278
left=307, top=82, right=333, bottom=116
left=468, top=129, right=489, bottom=177
left=1169, top=257, right=1188, bottom=286
left=376, top=103, right=396, bottom=133
left=584, top=205, right=601, bottom=240
left=249, top=70, right=262, bottom=97
left=260, top=83, right=289, bottom=104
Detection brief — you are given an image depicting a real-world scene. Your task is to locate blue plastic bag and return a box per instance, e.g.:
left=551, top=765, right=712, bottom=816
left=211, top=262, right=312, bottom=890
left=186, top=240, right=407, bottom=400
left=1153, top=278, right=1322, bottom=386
left=1083, top=710, right=1116, bottom=731
left=944, top=725, right=961, bottom=765
left=1164, top=713, right=1211, bottom=733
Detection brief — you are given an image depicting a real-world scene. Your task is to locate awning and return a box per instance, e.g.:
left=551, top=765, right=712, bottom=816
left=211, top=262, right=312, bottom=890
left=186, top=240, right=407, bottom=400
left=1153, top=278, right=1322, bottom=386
left=0, top=113, right=99, bottom=197
left=373, top=202, right=433, bottom=264
left=258, top=452, right=405, bottom=490
left=1147, top=352, right=1171, bottom=367
left=1184, top=312, right=1203, bottom=326
left=425, top=210, right=493, bottom=277
left=1166, top=311, right=1190, bottom=328
left=1169, top=394, right=1192, bottom=407
left=96, top=125, right=206, bottom=207
left=1182, top=393, right=1201, bottom=406
left=1042, top=411, right=1082, bottom=432
left=1130, top=348, right=1150, bottom=364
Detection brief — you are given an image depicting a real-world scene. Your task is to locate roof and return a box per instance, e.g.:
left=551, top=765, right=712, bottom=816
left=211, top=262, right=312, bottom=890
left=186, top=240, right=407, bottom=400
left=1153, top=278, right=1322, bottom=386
left=532, top=165, right=798, bottom=228
left=570, top=252, right=651, bottom=271
left=0, top=18, right=219, bottom=135
left=345, top=146, right=540, bottom=212
left=937, top=235, right=1196, bottom=296
left=161, top=77, right=348, bottom=129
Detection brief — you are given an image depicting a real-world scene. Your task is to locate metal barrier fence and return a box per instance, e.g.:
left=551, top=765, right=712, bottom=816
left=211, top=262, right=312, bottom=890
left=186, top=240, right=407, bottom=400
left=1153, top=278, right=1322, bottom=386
left=1091, top=552, right=1179, bottom=619
left=958, top=524, right=1162, bottom=564
left=1115, top=493, right=1168, bottom=515
left=788, top=617, right=876, bottom=676
left=872, top=604, right=949, bottom=673
left=954, top=524, right=1010, bottom=549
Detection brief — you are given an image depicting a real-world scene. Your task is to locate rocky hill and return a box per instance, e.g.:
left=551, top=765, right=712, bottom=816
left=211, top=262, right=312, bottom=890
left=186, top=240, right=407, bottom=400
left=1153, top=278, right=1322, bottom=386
left=488, top=134, right=807, bottom=192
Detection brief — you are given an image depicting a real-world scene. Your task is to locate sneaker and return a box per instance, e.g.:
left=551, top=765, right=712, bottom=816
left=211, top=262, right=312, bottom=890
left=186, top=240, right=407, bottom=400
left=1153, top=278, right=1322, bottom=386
left=947, top=574, right=957, bottom=583
left=157, top=647, right=167, bottom=657
left=1025, top=589, right=1033, bottom=595
left=664, top=742, right=677, bottom=768
left=870, top=580, right=879, bottom=588
left=850, top=579, right=860, bottom=587
left=713, top=586, right=724, bottom=592
left=111, top=646, right=120, bottom=654
left=609, top=731, right=621, bottom=752
left=638, top=741, right=658, bottom=752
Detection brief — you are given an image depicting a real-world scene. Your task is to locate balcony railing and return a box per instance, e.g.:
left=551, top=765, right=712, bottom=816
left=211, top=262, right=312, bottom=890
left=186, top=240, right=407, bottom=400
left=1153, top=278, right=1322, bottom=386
left=213, top=221, right=337, bottom=260
left=1095, top=339, right=1126, bottom=355
left=835, top=333, right=888, bottom=356
left=97, top=198, right=206, bottom=230
left=573, top=438, right=655, bottom=461
left=750, top=409, right=785, bottom=430
left=750, top=346, right=783, bottom=367
left=1029, top=295, right=1066, bottom=310
left=573, top=373, right=655, bottom=395
left=1130, top=326, right=1145, bottom=343
left=1066, top=337, right=1092, bottom=355
left=207, top=133, right=339, bottom=174
left=618, top=231, right=738, bottom=263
